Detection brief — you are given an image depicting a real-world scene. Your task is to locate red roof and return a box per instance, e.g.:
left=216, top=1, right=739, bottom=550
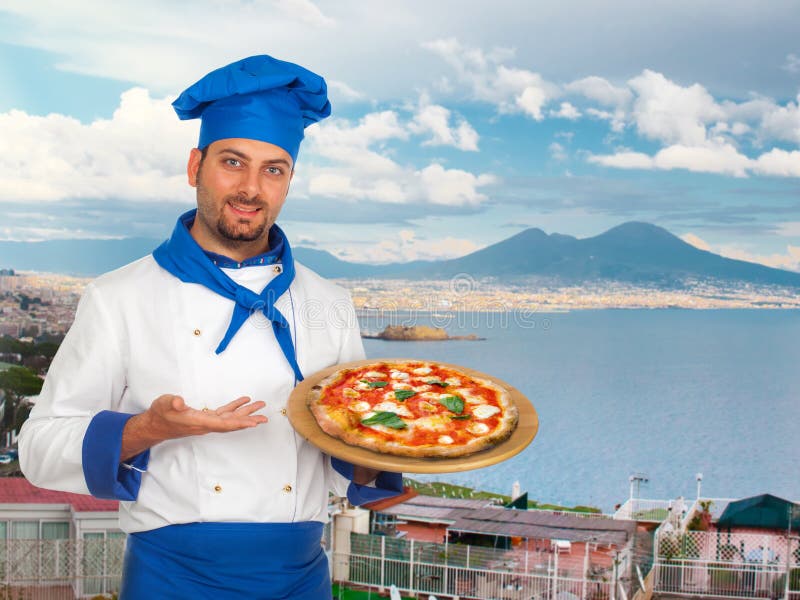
left=0, top=478, right=118, bottom=512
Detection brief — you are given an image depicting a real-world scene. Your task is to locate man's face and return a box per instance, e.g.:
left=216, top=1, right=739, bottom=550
left=186, top=138, right=294, bottom=257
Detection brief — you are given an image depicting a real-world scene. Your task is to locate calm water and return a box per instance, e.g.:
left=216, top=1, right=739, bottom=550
left=360, top=309, right=800, bottom=512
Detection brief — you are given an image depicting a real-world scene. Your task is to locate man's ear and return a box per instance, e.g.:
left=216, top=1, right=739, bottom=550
left=187, top=148, right=203, bottom=187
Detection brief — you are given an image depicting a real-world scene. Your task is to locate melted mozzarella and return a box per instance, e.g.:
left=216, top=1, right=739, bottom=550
left=418, top=401, right=438, bottom=412
left=458, top=389, right=486, bottom=404
left=413, top=416, right=449, bottom=431
left=348, top=401, right=371, bottom=413
left=342, top=388, right=360, bottom=398
left=438, top=435, right=454, bottom=445
left=390, top=370, right=410, bottom=380
left=472, top=404, right=501, bottom=419
left=391, top=382, right=413, bottom=390
left=355, top=381, right=373, bottom=391
left=413, top=366, right=433, bottom=375
left=413, top=384, right=432, bottom=392
left=363, top=371, right=386, bottom=379
left=374, top=401, right=412, bottom=417
left=445, top=377, right=462, bottom=385
left=467, top=422, right=491, bottom=435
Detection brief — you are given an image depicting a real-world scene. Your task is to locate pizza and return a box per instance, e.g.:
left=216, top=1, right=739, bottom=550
left=307, top=360, right=518, bottom=458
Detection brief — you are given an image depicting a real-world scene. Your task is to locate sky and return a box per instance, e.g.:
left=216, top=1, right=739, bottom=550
left=1, top=0, right=800, bottom=269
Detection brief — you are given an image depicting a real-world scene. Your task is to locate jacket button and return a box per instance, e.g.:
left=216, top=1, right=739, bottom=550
left=193, top=329, right=201, bottom=336
left=213, top=484, right=222, bottom=493
left=273, top=265, right=282, bottom=274
left=280, top=408, right=287, bottom=416
left=283, top=484, right=292, bottom=493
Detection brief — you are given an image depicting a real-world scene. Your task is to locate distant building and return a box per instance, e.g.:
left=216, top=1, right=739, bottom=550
left=0, top=478, right=122, bottom=596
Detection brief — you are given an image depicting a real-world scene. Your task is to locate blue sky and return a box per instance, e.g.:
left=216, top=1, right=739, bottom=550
left=1, top=0, right=799, bottom=269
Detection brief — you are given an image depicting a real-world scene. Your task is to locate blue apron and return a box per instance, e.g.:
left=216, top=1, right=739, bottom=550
left=120, top=522, right=330, bottom=599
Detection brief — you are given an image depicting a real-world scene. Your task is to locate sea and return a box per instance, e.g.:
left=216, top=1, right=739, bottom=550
left=359, top=309, right=800, bottom=512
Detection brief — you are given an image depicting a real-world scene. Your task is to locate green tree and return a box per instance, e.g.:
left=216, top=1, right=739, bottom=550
left=0, top=366, right=43, bottom=437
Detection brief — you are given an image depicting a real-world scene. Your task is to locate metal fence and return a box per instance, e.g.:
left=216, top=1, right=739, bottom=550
left=336, top=533, right=618, bottom=600
left=654, top=560, right=800, bottom=600
left=0, top=538, right=124, bottom=599
left=652, top=525, right=800, bottom=599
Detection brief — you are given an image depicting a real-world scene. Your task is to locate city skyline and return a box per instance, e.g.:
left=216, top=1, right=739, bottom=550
left=1, top=1, right=799, bottom=270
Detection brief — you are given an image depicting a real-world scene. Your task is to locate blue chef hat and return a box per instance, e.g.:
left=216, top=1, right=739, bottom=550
left=172, top=55, right=331, bottom=165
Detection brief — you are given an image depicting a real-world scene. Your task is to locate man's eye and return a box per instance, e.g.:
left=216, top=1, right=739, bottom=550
left=266, top=166, right=282, bottom=175
left=225, top=159, right=241, bottom=167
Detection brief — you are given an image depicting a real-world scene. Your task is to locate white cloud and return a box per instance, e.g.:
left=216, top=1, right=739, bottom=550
left=305, top=110, right=408, bottom=175
left=417, top=164, right=495, bottom=206
left=681, top=233, right=712, bottom=252
left=757, top=94, right=800, bottom=145
left=304, top=110, right=492, bottom=206
left=565, top=76, right=632, bottom=107
left=680, top=232, right=800, bottom=273
left=0, top=226, right=124, bottom=242
left=782, top=53, right=800, bottom=74
left=653, top=143, right=750, bottom=177
left=588, top=143, right=750, bottom=176
left=328, top=80, right=364, bottom=102
left=776, top=222, right=800, bottom=237
left=0, top=88, right=195, bottom=203
left=717, top=244, right=800, bottom=272
left=588, top=150, right=654, bottom=170
left=586, top=108, right=627, bottom=132
left=751, top=148, right=800, bottom=177
left=334, top=230, right=482, bottom=264
left=274, top=0, right=335, bottom=26
left=549, top=142, right=568, bottom=161
left=423, top=39, right=558, bottom=121
left=410, top=100, right=479, bottom=151
left=550, top=102, right=581, bottom=120
left=627, top=69, right=724, bottom=146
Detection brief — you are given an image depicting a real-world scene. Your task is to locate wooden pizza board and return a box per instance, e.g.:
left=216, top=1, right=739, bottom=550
left=287, top=358, right=539, bottom=474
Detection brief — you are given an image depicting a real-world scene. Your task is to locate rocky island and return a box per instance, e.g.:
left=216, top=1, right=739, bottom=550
left=362, top=325, right=484, bottom=341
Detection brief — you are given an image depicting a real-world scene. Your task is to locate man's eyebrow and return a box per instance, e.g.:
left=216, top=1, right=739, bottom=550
left=218, top=148, right=250, bottom=160
left=263, top=158, right=293, bottom=168
left=217, top=148, right=292, bottom=168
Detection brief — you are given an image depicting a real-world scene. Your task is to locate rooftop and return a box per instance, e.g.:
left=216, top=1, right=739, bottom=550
left=0, top=478, right=118, bottom=512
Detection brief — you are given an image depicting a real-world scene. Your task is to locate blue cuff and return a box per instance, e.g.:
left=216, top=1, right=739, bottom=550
left=331, top=457, right=404, bottom=506
left=82, top=410, right=150, bottom=501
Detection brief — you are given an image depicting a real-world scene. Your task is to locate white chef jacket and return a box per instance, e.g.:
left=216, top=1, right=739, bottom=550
left=18, top=255, right=362, bottom=533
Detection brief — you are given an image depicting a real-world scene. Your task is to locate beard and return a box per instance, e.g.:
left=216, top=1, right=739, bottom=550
left=215, top=194, right=268, bottom=243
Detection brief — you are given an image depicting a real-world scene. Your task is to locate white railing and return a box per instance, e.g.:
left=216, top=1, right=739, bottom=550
left=654, top=560, right=799, bottom=600
left=614, top=499, right=672, bottom=522
left=333, top=551, right=616, bottom=600
left=0, top=538, right=124, bottom=598
left=527, top=507, right=612, bottom=520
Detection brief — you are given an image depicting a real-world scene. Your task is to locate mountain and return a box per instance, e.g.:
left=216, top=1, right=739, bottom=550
left=0, top=238, right=161, bottom=277
left=2, top=222, right=799, bottom=288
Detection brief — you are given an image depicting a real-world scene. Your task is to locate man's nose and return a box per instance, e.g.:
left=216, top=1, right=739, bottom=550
left=238, top=167, right=260, bottom=199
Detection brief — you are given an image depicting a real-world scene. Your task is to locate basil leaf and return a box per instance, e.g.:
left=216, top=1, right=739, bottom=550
left=361, top=411, right=407, bottom=429
left=450, top=414, right=472, bottom=420
left=427, top=380, right=450, bottom=388
left=438, top=395, right=465, bottom=414
left=360, top=380, right=388, bottom=388
left=394, top=389, right=417, bottom=401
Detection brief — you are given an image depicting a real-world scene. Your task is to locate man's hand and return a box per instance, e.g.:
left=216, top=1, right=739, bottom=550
left=352, top=465, right=381, bottom=486
left=120, top=395, right=267, bottom=461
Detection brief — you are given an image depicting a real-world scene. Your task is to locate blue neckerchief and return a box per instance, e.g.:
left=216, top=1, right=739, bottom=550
left=204, top=227, right=284, bottom=268
left=152, top=209, right=303, bottom=382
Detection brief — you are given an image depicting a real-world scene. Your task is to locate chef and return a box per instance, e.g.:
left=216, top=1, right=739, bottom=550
left=18, top=55, right=402, bottom=599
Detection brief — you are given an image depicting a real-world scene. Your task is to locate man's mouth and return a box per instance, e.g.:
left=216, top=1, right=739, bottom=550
left=227, top=201, right=262, bottom=217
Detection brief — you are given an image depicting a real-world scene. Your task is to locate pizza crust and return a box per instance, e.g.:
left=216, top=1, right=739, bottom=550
left=307, top=361, right=519, bottom=459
